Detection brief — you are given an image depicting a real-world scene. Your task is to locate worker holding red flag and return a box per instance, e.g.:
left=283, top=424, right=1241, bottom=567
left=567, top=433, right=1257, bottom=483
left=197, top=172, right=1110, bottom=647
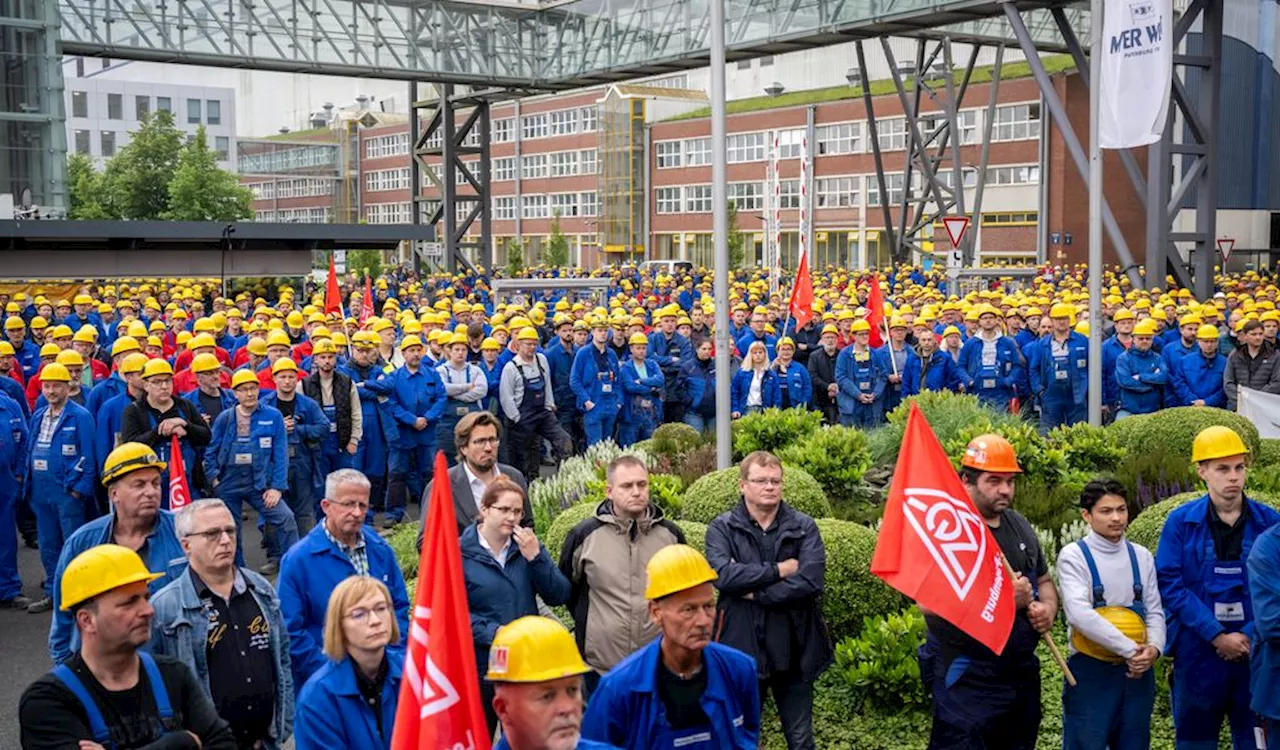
left=871, top=408, right=1058, bottom=750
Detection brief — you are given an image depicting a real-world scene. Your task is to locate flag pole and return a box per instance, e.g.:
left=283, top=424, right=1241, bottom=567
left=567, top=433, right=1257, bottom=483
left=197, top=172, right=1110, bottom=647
left=883, top=316, right=898, bottom=378
left=1000, top=553, right=1076, bottom=686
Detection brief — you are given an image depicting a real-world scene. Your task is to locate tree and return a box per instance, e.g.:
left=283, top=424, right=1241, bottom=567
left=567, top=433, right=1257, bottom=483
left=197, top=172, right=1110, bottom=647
left=165, top=128, right=254, bottom=221
left=102, top=109, right=185, bottom=219
left=545, top=211, right=570, bottom=268
left=66, top=153, right=109, bottom=220
left=506, top=238, right=525, bottom=276
left=727, top=199, right=747, bottom=268
left=347, top=249, right=384, bottom=279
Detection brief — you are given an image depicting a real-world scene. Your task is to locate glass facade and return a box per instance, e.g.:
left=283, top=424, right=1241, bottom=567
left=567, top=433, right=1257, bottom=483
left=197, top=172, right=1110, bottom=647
left=0, top=0, right=66, bottom=209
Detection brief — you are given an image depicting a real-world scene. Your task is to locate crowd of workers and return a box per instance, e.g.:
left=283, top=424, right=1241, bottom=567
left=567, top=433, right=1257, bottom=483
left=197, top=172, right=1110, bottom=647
left=0, top=260, right=1276, bottom=749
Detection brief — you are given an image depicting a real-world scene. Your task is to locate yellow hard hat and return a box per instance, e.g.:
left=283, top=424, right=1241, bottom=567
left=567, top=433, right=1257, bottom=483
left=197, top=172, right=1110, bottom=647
left=191, top=352, right=221, bottom=374
left=0, top=342, right=12, bottom=356
left=1071, top=606, right=1147, bottom=663
left=142, top=359, right=174, bottom=379
left=629, top=332, right=649, bottom=347
left=101, top=442, right=167, bottom=486
left=231, top=369, right=259, bottom=389
left=485, top=616, right=591, bottom=683
left=246, top=339, right=269, bottom=357
left=265, top=331, right=292, bottom=349
left=40, top=362, right=71, bottom=382
left=119, top=352, right=148, bottom=375
left=286, top=311, right=305, bottom=327
left=516, top=328, right=540, bottom=342
left=311, top=339, right=338, bottom=355
left=60, top=544, right=164, bottom=611
left=1196, top=324, right=1220, bottom=341
left=1191, top=426, right=1250, bottom=463
left=645, top=544, right=718, bottom=600
left=849, top=319, right=871, bottom=333
left=444, top=332, right=468, bottom=347
left=1049, top=303, right=1075, bottom=319
left=72, top=327, right=97, bottom=344
left=188, top=333, right=216, bottom=351
left=480, top=337, right=501, bottom=351
left=56, top=350, right=84, bottom=368
left=1133, top=319, right=1159, bottom=336
left=271, top=357, right=298, bottom=374
left=3, top=316, right=24, bottom=331
left=111, top=337, right=141, bottom=357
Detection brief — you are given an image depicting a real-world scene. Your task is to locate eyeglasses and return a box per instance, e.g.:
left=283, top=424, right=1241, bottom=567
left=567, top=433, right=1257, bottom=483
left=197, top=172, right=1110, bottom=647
left=488, top=506, right=524, bottom=517
left=469, top=437, right=500, bottom=447
left=329, top=498, right=370, bottom=513
left=346, top=603, right=391, bottom=622
left=746, top=477, right=782, bottom=487
left=186, top=526, right=237, bottom=542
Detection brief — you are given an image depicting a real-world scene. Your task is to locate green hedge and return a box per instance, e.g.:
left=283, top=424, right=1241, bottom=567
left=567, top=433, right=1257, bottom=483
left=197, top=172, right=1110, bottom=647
left=815, top=519, right=905, bottom=639
left=732, top=407, right=824, bottom=459
left=682, top=465, right=832, bottom=523
left=675, top=520, right=708, bottom=552
left=1128, top=489, right=1280, bottom=553
left=1106, top=407, right=1261, bottom=465
left=545, top=501, right=600, bottom=561
left=1260, top=439, right=1280, bottom=468
left=387, top=521, right=422, bottom=580
left=778, top=426, right=873, bottom=503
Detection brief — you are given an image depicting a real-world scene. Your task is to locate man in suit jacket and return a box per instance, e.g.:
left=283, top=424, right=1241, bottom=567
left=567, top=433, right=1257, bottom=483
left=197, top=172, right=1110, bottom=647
left=418, top=410, right=531, bottom=549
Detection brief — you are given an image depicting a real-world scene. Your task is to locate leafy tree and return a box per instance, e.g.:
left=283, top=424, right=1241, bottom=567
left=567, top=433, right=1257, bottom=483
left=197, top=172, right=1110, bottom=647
left=348, top=249, right=384, bottom=279
left=103, top=110, right=185, bottom=219
left=506, top=238, right=525, bottom=276
left=66, top=153, right=109, bottom=220
left=727, top=199, right=747, bottom=268
left=165, top=128, right=254, bottom=221
left=545, top=211, right=570, bottom=267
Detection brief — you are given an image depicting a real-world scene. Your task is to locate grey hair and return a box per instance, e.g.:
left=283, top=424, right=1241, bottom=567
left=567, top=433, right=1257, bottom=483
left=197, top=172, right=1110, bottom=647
left=325, top=468, right=372, bottom=500
left=174, top=498, right=234, bottom=538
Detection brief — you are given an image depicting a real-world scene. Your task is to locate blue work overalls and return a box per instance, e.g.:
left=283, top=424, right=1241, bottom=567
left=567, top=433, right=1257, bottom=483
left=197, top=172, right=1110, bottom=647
left=27, top=401, right=96, bottom=596
left=435, top=362, right=485, bottom=465
left=0, top=395, right=28, bottom=600
left=960, top=335, right=1023, bottom=413
left=570, top=344, right=620, bottom=446
left=307, top=378, right=355, bottom=512
left=1062, top=540, right=1155, bottom=750
left=343, top=361, right=398, bottom=520
left=774, top=360, right=813, bottom=411
left=53, top=652, right=176, bottom=747
left=619, top=357, right=664, bottom=447
left=1037, top=333, right=1089, bottom=431
left=261, top=390, right=328, bottom=535
left=205, top=404, right=297, bottom=565
left=835, top=346, right=885, bottom=428
left=387, top=365, right=445, bottom=521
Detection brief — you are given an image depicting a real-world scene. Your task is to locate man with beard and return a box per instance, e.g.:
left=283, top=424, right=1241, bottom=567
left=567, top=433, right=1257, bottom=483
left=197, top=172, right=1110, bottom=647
left=418, top=411, right=529, bottom=545
left=806, top=324, right=840, bottom=425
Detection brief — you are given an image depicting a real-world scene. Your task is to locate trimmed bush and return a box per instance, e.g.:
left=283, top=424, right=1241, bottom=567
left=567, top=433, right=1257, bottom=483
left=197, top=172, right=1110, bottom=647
left=387, top=521, right=423, bottom=580
left=1260, top=439, right=1280, bottom=468
left=731, top=407, right=824, bottom=459
left=816, top=518, right=905, bottom=639
left=674, top=520, right=708, bottom=552
left=1106, top=407, right=1261, bottom=465
left=834, top=608, right=928, bottom=712
left=682, top=465, right=831, bottom=524
left=876, top=391, right=1020, bottom=466
left=779, top=425, right=873, bottom=503
left=1047, top=422, right=1127, bottom=474
left=1128, top=489, right=1280, bottom=554
left=545, top=501, right=599, bottom=561
left=651, top=422, right=704, bottom=457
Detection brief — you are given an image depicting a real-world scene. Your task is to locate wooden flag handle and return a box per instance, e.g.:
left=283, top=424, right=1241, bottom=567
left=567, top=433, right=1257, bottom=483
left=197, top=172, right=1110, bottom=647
left=1001, top=554, right=1077, bottom=687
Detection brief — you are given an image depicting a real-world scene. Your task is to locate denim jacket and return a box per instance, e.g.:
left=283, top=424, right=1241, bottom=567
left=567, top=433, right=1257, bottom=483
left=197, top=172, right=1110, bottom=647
left=150, top=567, right=294, bottom=749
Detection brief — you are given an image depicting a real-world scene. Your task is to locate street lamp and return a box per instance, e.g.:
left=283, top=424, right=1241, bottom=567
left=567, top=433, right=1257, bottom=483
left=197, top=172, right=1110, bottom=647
left=764, top=81, right=785, bottom=97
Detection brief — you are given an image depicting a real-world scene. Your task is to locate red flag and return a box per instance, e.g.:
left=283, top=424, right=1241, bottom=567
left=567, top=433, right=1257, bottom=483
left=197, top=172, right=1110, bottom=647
left=168, top=434, right=192, bottom=512
left=360, top=275, right=375, bottom=324
left=324, top=255, right=343, bottom=316
left=866, top=273, right=885, bottom=348
left=787, top=249, right=815, bottom=330
left=870, top=403, right=1015, bottom=655
left=391, top=452, right=491, bottom=750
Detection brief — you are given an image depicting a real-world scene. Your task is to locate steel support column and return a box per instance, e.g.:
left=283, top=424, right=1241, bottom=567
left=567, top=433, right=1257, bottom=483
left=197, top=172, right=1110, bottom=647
left=409, top=81, right=422, bottom=275
left=856, top=41, right=898, bottom=264
left=416, top=85, right=489, bottom=273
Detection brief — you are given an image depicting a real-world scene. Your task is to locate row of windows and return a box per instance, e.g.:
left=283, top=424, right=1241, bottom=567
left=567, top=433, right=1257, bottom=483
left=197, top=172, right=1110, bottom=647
left=365, top=202, right=413, bottom=224
left=74, top=129, right=229, bottom=160
left=492, top=192, right=600, bottom=220
left=245, top=178, right=333, bottom=200
left=256, top=207, right=331, bottom=222
left=365, top=133, right=411, bottom=159
left=239, top=144, right=338, bottom=172
left=420, top=127, right=482, bottom=151
left=70, top=91, right=223, bottom=125
left=520, top=106, right=599, bottom=140
left=366, top=168, right=411, bottom=192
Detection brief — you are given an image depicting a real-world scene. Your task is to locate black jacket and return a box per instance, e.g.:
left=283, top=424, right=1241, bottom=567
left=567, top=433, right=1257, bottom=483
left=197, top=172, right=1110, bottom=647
left=705, top=500, right=833, bottom=683
left=806, top=347, right=839, bottom=424
left=790, top=323, right=822, bottom=366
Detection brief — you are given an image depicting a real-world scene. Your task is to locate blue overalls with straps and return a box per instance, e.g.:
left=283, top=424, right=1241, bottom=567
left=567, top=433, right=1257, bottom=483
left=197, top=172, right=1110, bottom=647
left=1062, top=540, right=1155, bottom=750
left=1040, top=333, right=1088, bottom=430
left=836, top=347, right=884, bottom=429
left=149, top=410, right=198, bottom=510
left=28, top=403, right=95, bottom=597
left=52, top=652, right=174, bottom=749
left=436, top=363, right=482, bottom=465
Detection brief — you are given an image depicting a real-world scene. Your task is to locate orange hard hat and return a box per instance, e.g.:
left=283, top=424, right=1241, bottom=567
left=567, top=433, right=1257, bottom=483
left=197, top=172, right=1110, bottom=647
left=961, top=433, right=1022, bottom=474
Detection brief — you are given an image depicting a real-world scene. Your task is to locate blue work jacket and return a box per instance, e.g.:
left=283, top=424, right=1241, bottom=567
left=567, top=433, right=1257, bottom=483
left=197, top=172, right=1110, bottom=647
left=621, top=357, right=667, bottom=422
left=294, top=651, right=403, bottom=750
left=773, top=360, right=813, bottom=409
left=387, top=364, right=446, bottom=447
left=150, top=567, right=294, bottom=749
left=277, top=523, right=411, bottom=691
left=261, top=390, right=331, bottom=453
left=581, top=638, right=760, bottom=750
left=545, top=337, right=579, bottom=411
left=730, top=368, right=781, bottom=415
left=735, top=331, right=778, bottom=362
left=959, top=335, right=1024, bottom=396
left=86, top=374, right=128, bottom=420
left=0, top=376, right=27, bottom=419
left=1176, top=351, right=1227, bottom=408
left=26, top=400, right=97, bottom=499
left=93, top=390, right=137, bottom=472
left=48, top=509, right=187, bottom=664
left=0, top=392, right=27, bottom=487
left=1155, top=495, right=1280, bottom=658
left=920, top=349, right=966, bottom=392
left=649, top=330, right=693, bottom=376
left=1248, top=525, right=1280, bottom=720
left=1115, top=346, right=1166, bottom=415
left=875, top=344, right=922, bottom=397
left=570, top=344, right=622, bottom=412
left=1101, top=335, right=1130, bottom=408
left=341, top=361, right=400, bottom=447
left=204, top=403, right=289, bottom=494
left=12, top=340, right=40, bottom=380
left=1161, top=339, right=1198, bottom=407
left=834, top=346, right=885, bottom=415
left=1029, top=332, right=1089, bottom=405
left=680, top=357, right=716, bottom=417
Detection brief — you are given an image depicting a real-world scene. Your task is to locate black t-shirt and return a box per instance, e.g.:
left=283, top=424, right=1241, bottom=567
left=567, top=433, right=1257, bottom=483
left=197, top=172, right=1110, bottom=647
left=192, top=570, right=275, bottom=747
left=1209, top=500, right=1251, bottom=561
left=196, top=391, right=227, bottom=425
left=19, top=653, right=235, bottom=750
left=274, top=397, right=296, bottom=419
left=656, top=658, right=710, bottom=731
left=120, top=398, right=212, bottom=451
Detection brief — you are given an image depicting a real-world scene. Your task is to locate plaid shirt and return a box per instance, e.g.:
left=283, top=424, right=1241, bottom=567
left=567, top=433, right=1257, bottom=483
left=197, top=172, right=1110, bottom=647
left=37, top=407, right=64, bottom=444
left=324, top=523, right=369, bottom=577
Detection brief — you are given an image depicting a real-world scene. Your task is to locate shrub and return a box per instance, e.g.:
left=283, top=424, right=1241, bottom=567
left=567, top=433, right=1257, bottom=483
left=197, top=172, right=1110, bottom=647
left=1014, top=475, right=1087, bottom=533
left=648, top=474, right=686, bottom=517
left=1260, top=439, right=1280, bottom=468
left=1113, top=451, right=1199, bottom=513
left=879, top=391, right=1019, bottom=463
left=1047, top=422, right=1127, bottom=473
left=527, top=440, right=655, bottom=534
left=387, top=521, right=423, bottom=580
left=946, top=418, right=1070, bottom=486
left=544, top=501, right=599, bottom=561
left=731, top=407, right=824, bottom=459
left=816, top=518, right=905, bottom=638
left=1106, top=407, right=1261, bottom=465
left=674, top=520, right=708, bottom=552
left=834, top=608, right=928, bottom=712
left=779, top=425, right=873, bottom=504
left=682, top=465, right=831, bottom=524
left=650, top=422, right=704, bottom=458
left=1127, top=489, right=1280, bottom=554
left=673, top=444, right=720, bottom=490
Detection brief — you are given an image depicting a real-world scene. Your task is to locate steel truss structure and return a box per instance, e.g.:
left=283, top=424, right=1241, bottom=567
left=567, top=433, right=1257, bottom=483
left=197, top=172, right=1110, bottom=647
left=412, top=82, right=491, bottom=273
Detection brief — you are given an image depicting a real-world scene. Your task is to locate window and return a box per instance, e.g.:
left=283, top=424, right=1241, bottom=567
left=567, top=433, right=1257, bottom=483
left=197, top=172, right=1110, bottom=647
left=74, top=130, right=90, bottom=155
left=645, top=74, right=689, bottom=89
left=656, top=141, right=682, bottom=169
left=728, top=182, right=763, bottom=211
left=187, top=99, right=201, bottom=124
left=551, top=193, right=578, bottom=217
left=492, top=118, right=514, bottom=143
left=684, top=138, right=711, bottom=166
left=493, top=157, right=517, bottom=182
left=157, top=97, right=172, bottom=113
left=935, top=168, right=978, bottom=190
left=579, top=149, right=597, bottom=175
left=580, top=106, right=598, bottom=132
left=75, top=58, right=84, bottom=78
left=876, top=118, right=907, bottom=151
left=816, top=122, right=860, bottom=155
left=521, top=154, right=548, bottom=180
left=493, top=196, right=518, bottom=220
left=867, top=173, right=905, bottom=207
left=727, top=132, right=766, bottom=163
left=549, top=109, right=578, bottom=136
left=104, top=93, right=122, bottom=120
left=550, top=151, right=578, bottom=177
left=522, top=113, right=548, bottom=140
left=993, top=103, right=1042, bottom=142
left=759, top=55, right=774, bottom=67
left=579, top=191, right=598, bottom=217
left=135, top=95, right=149, bottom=120
left=422, top=129, right=443, bottom=151
left=71, top=91, right=88, bottom=118
left=776, top=128, right=804, bottom=159
left=816, top=176, right=859, bottom=208
left=778, top=179, right=801, bottom=209
left=365, top=134, right=410, bottom=159
left=985, top=165, right=1041, bottom=186
left=980, top=211, right=1039, bottom=225
left=100, top=131, right=116, bottom=158
left=521, top=194, right=549, bottom=219
left=685, top=185, right=712, bottom=213
left=365, top=203, right=411, bottom=224
left=736, top=60, right=752, bottom=70
left=455, top=162, right=478, bottom=186
left=656, top=187, right=683, bottom=214
left=206, top=100, right=221, bottom=126
left=215, top=136, right=230, bottom=161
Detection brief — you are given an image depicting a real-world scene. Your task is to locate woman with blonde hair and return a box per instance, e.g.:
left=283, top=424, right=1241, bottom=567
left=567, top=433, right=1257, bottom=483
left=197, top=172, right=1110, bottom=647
left=730, top=339, right=780, bottom=418
left=294, top=576, right=402, bottom=750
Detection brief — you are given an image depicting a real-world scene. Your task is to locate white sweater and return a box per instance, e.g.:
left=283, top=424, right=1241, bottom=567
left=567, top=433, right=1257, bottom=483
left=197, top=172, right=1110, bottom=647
left=1057, top=531, right=1167, bottom=658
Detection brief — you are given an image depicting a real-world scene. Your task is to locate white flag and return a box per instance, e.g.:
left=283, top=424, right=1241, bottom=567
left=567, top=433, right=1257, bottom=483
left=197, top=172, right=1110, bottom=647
left=1238, top=387, right=1280, bottom=438
left=1099, top=0, right=1173, bottom=148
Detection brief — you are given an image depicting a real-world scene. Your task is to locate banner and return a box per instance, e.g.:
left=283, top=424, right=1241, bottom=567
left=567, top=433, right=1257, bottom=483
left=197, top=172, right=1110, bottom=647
left=168, top=434, right=192, bottom=511
left=1238, top=387, right=1280, bottom=438
left=1099, top=0, right=1173, bottom=148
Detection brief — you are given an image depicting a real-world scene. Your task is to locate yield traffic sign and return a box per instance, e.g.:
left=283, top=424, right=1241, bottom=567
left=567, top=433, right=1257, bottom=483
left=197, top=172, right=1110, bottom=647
left=942, top=216, right=971, bottom=249
left=1217, top=238, right=1235, bottom=263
